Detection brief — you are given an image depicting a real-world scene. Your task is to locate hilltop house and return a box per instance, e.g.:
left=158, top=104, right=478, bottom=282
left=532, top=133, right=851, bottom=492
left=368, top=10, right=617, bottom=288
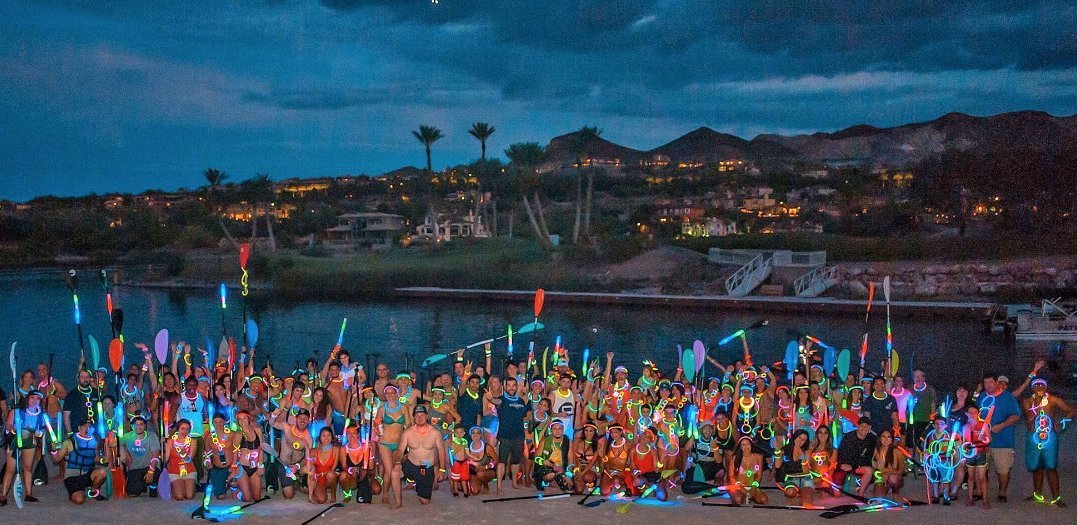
left=413, top=210, right=489, bottom=241
left=324, top=212, right=405, bottom=249
left=655, top=198, right=707, bottom=224
left=681, top=218, right=738, bottom=238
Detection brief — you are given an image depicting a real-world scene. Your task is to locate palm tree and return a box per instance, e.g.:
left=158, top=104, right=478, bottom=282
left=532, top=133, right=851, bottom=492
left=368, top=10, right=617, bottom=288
left=240, top=174, right=276, bottom=251
left=505, top=142, right=551, bottom=247
left=413, top=125, right=444, bottom=173
left=468, top=122, right=496, bottom=160
left=203, top=168, right=239, bottom=249
left=578, top=126, right=602, bottom=241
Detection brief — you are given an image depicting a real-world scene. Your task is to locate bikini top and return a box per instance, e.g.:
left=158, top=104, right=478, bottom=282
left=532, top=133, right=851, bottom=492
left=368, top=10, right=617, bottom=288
left=604, top=440, right=629, bottom=462
left=382, top=405, right=406, bottom=425
left=240, top=431, right=261, bottom=451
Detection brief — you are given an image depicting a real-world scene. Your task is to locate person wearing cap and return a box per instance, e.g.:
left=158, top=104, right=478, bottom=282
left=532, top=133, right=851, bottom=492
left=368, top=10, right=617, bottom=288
left=51, top=418, right=107, bottom=504
left=7, top=389, right=46, bottom=502
left=834, top=416, right=876, bottom=497
left=390, top=404, right=448, bottom=508
left=685, top=420, right=723, bottom=483
left=119, top=415, right=161, bottom=498
left=268, top=404, right=313, bottom=500
left=533, top=419, right=572, bottom=492
left=979, top=371, right=1021, bottom=503
left=1020, top=371, right=1076, bottom=507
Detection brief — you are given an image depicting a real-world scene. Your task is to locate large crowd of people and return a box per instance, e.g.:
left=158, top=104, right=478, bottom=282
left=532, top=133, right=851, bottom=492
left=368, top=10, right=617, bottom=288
left=1, top=336, right=1073, bottom=513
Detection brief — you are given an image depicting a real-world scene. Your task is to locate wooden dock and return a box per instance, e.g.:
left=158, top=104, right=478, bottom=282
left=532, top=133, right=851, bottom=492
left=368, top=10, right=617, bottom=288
left=393, top=287, right=995, bottom=320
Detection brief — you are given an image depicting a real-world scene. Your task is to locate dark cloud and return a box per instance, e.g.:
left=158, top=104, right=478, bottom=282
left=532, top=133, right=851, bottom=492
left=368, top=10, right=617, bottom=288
left=0, top=0, right=1073, bottom=200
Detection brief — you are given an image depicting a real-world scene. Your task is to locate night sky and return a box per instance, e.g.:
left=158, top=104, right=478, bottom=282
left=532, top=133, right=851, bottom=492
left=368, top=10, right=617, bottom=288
left=2, top=1, right=1075, bottom=201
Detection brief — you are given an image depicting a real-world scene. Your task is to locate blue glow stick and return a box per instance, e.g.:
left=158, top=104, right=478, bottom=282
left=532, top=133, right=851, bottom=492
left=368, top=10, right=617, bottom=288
left=219, top=283, right=227, bottom=309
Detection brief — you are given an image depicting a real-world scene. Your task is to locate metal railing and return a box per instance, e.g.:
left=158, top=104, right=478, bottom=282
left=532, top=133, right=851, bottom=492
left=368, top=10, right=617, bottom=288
left=725, top=253, right=774, bottom=297
left=793, top=265, right=840, bottom=297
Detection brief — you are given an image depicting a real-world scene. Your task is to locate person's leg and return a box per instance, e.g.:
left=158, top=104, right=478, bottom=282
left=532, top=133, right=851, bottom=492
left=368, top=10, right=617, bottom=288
left=327, top=472, right=338, bottom=502
left=390, top=463, right=403, bottom=508
left=20, top=449, right=35, bottom=499
left=251, top=468, right=263, bottom=500
left=856, top=467, right=874, bottom=497
left=1, top=454, right=15, bottom=503
left=378, top=445, right=394, bottom=503
left=1046, top=470, right=1061, bottom=503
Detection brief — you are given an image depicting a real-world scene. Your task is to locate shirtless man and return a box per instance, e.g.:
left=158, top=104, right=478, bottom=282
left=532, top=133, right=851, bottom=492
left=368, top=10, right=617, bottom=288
left=390, top=405, right=448, bottom=508
left=268, top=407, right=313, bottom=500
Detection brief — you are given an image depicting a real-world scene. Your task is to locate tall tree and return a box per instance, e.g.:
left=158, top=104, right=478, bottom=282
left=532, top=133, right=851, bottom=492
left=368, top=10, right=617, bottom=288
left=413, top=125, right=444, bottom=173
left=203, top=168, right=239, bottom=249
left=468, top=122, right=496, bottom=160
left=241, top=174, right=276, bottom=251
left=505, top=142, right=551, bottom=247
left=575, top=126, right=602, bottom=243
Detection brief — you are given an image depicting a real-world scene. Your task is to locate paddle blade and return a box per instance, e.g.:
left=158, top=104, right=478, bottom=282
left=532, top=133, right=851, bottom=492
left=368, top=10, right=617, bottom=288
left=112, top=307, right=124, bottom=335
left=517, top=321, right=545, bottom=334
left=866, top=281, right=876, bottom=317
left=682, top=480, right=720, bottom=495
left=682, top=349, right=696, bottom=383
left=109, top=338, right=123, bottom=373
left=206, top=336, right=216, bottom=366
left=693, top=340, right=706, bottom=373
left=890, top=349, right=900, bottom=377
left=239, top=243, right=251, bottom=269
left=883, top=275, right=891, bottom=302
left=784, top=340, right=799, bottom=380
left=533, top=289, right=545, bottom=318
left=246, top=319, right=259, bottom=348
left=154, top=329, right=169, bottom=364
left=219, top=337, right=230, bottom=367
left=89, top=335, right=100, bottom=371
left=823, top=346, right=836, bottom=377
left=836, top=349, right=851, bottom=381
left=228, top=337, right=237, bottom=366
left=421, top=354, right=448, bottom=368
left=158, top=467, right=171, bottom=500
left=8, top=342, right=15, bottom=376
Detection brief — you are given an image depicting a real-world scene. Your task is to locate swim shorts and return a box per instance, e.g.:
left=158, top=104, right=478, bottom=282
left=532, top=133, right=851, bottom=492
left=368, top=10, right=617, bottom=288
left=989, top=448, right=1014, bottom=474
left=402, top=460, right=435, bottom=501
left=1025, top=432, right=1058, bottom=471
left=497, top=438, right=524, bottom=465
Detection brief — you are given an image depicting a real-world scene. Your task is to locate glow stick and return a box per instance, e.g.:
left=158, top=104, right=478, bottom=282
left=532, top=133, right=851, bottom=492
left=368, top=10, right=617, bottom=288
left=337, top=318, right=348, bottom=348
left=719, top=329, right=745, bottom=346
left=219, top=283, right=227, bottom=309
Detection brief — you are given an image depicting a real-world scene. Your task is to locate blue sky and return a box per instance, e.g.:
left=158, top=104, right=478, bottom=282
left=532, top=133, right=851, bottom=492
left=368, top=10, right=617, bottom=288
left=1, top=0, right=1075, bottom=201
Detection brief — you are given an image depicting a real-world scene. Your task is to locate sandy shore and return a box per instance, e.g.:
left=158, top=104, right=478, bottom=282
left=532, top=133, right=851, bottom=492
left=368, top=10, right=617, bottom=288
left=3, top=431, right=1074, bottom=525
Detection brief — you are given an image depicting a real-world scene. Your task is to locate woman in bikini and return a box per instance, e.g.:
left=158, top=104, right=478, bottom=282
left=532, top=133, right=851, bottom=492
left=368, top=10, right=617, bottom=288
left=374, top=384, right=409, bottom=503
left=730, top=436, right=769, bottom=506
left=599, top=423, right=631, bottom=496
left=629, top=427, right=664, bottom=500
left=338, top=423, right=372, bottom=503
left=308, top=388, right=333, bottom=442
left=308, top=427, right=338, bottom=504
left=524, top=398, right=553, bottom=486
left=163, top=419, right=197, bottom=501
left=466, top=426, right=498, bottom=495
left=809, top=424, right=837, bottom=496
left=231, top=410, right=264, bottom=503
left=872, top=428, right=904, bottom=497
left=571, top=422, right=605, bottom=493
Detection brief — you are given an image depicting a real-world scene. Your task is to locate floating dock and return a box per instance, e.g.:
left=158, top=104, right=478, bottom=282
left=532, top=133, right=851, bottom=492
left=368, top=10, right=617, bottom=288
left=394, top=287, right=994, bottom=320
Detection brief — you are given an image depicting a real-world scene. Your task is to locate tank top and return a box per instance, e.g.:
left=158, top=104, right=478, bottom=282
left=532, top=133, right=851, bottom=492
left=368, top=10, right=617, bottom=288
left=632, top=444, right=656, bottom=473
left=168, top=436, right=196, bottom=475
left=178, top=392, right=206, bottom=436
left=694, top=436, right=716, bottom=463
left=552, top=389, right=576, bottom=430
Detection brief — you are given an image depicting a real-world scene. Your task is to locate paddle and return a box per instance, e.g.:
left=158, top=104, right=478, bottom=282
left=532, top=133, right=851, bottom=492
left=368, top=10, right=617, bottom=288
left=682, top=480, right=723, bottom=495
left=246, top=319, right=259, bottom=349
left=682, top=347, right=696, bottom=383
left=823, top=346, right=837, bottom=377
left=692, top=340, right=706, bottom=374
left=108, top=337, right=127, bottom=498
left=422, top=322, right=545, bottom=367
left=617, top=483, right=658, bottom=513
left=884, top=275, right=892, bottom=366
left=836, top=349, right=851, bottom=383
left=154, top=329, right=169, bottom=365
left=717, top=319, right=769, bottom=367
left=89, top=335, right=101, bottom=372
left=9, top=342, right=24, bottom=509
left=482, top=493, right=574, bottom=503
left=112, top=308, right=124, bottom=341
left=299, top=502, right=345, bottom=525
left=784, top=340, right=799, bottom=380
left=109, top=338, right=124, bottom=376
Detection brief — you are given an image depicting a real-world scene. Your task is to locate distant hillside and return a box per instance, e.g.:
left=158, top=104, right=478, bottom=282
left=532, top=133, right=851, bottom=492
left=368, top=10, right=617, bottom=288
left=755, top=111, right=1077, bottom=165
left=383, top=110, right=1077, bottom=176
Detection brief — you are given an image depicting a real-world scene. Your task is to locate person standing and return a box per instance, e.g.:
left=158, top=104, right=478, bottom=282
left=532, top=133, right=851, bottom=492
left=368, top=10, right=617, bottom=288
left=908, top=369, right=936, bottom=452
left=1021, top=376, right=1075, bottom=507
left=493, top=377, right=529, bottom=493
left=861, top=377, right=898, bottom=438
left=979, top=372, right=1021, bottom=503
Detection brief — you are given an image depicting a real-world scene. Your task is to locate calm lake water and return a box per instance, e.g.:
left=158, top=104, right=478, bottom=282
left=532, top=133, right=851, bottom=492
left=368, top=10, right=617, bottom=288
left=1, top=268, right=1069, bottom=395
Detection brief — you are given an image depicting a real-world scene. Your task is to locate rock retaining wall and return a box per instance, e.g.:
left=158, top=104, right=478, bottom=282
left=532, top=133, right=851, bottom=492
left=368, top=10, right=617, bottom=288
left=838, top=259, right=1077, bottom=299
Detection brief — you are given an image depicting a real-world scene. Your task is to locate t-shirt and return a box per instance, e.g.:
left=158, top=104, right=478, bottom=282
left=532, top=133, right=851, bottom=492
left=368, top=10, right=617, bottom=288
left=122, top=431, right=161, bottom=470
left=457, top=390, right=483, bottom=429
left=64, top=386, right=99, bottom=428
left=980, top=390, right=1020, bottom=448
left=497, top=394, right=528, bottom=440
left=861, top=393, right=897, bottom=435
left=910, top=385, right=937, bottom=425
left=837, top=430, right=876, bottom=468
left=890, top=388, right=912, bottom=424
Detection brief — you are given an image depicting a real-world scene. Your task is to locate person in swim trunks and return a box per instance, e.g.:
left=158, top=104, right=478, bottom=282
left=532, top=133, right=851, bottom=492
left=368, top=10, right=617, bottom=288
left=390, top=405, right=447, bottom=508
left=338, top=423, right=373, bottom=503
left=269, top=406, right=313, bottom=500
left=1021, top=377, right=1075, bottom=507
left=51, top=419, right=108, bottom=504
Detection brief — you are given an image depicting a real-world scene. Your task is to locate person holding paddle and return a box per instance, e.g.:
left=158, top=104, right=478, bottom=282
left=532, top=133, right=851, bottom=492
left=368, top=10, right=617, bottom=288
left=6, top=389, right=45, bottom=502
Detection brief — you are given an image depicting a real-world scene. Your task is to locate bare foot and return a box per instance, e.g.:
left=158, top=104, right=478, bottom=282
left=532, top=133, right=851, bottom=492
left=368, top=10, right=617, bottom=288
left=983, top=501, right=990, bottom=509
left=391, top=502, right=402, bottom=509
left=496, top=488, right=503, bottom=496
left=966, top=499, right=974, bottom=506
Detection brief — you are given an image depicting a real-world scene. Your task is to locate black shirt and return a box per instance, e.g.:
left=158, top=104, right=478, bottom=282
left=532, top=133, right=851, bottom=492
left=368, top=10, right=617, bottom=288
left=65, top=385, right=100, bottom=427
left=837, top=430, right=876, bottom=468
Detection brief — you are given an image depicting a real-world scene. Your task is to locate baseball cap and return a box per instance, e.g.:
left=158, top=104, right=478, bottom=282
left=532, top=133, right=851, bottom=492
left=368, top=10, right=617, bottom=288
left=857, top=416, right=872, bottom=426
left=997, top=375, right=1010, bottom=383
left=413, top=404, right=428, bottom=414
